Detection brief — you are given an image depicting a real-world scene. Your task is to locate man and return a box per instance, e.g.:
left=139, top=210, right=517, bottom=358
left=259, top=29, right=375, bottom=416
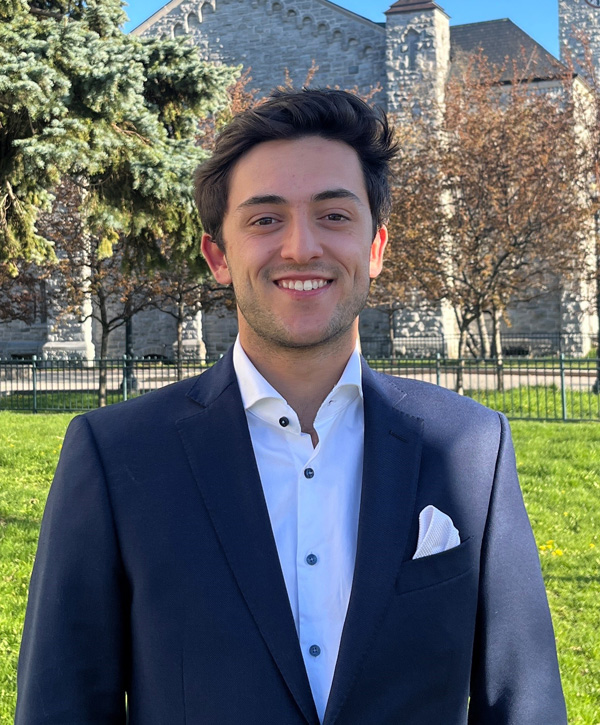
left=16, top=89, right=567, bottom=724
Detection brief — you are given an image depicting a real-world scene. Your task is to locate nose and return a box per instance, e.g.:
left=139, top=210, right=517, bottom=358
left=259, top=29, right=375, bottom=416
left=280, top=215, right=323, bottom=264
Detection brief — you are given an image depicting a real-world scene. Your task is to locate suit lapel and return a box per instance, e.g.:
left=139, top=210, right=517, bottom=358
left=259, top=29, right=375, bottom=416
left=176, top=353, right=319, bottom=725
left=324, top=363, right=424, bottom=725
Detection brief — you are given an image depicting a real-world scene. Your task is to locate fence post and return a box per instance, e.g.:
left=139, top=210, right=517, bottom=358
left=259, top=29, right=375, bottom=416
left=559, top=353, right=568, bottom=421
left=32, top=355, right=38, bottom=414
left=436, top=353, right=441, bottom=387
left=122, top=355, right=128, bottom=402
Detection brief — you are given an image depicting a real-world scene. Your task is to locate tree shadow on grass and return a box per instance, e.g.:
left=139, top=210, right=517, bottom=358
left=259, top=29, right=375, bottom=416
left=0, top=514, right=42, bottom=535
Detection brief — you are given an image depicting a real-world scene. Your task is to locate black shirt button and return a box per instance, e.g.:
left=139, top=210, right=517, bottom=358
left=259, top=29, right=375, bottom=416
left=306, top=553, right=318, bottom=566
left=309, top=644, right=321, bottom=657
left=279, top=417, right=289, bottom=427
left=304, top=468, right=314, bottom=479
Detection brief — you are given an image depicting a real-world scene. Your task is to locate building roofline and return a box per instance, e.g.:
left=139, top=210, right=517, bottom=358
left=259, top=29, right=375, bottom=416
left=385, top=1, right=449, bottom=19
left=451, top=17, right=569, bottom=81
left=452, top=18, right=557, bottom=59
left=130, top=0, right=385, bottom=36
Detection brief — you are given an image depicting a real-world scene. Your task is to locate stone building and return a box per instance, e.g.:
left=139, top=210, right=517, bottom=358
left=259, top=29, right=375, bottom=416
left=2, top=0, right=598, bottom=359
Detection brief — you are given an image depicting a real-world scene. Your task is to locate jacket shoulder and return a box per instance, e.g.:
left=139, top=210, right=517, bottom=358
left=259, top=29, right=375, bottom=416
left=364, top=366, right=502, bottom=428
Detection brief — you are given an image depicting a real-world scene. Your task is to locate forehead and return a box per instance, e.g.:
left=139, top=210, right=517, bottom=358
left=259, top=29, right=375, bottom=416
left=226, top=136, right=368, bottom=208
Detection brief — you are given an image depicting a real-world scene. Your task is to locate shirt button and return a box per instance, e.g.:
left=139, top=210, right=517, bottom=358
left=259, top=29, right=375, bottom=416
left=304, top=468, right=314, bottom=479
left=306, top=553, right=318, bottom=566
left=279, top=417, right=289, bottom=427
left=309, top=644, right=321, bottom=657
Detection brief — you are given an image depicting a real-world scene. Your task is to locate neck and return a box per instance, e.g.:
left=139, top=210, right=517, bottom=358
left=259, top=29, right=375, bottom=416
left=239, top=329, right=358, bottom=436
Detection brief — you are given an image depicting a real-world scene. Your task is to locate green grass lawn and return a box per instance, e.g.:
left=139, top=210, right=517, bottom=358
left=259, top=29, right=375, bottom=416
left=0, top=413, right=599, bottom=722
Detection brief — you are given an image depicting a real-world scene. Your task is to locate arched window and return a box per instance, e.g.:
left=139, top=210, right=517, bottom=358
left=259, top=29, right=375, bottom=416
left=406, top=29, right=419, bottom=71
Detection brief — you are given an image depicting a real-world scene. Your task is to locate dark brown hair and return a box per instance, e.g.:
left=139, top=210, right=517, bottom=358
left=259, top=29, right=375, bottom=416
left=194, top=88, right=397, bottom=249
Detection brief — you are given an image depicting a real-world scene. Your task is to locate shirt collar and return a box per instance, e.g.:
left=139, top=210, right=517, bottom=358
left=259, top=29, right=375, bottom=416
left=233, top=337, right=363, bottom=428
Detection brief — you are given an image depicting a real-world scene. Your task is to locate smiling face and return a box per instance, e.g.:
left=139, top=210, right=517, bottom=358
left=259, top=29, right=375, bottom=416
left=201, top=136, right=387, bottom=360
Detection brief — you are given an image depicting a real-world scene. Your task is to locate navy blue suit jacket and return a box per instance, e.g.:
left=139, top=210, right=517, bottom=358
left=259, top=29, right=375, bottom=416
left=16, top=351, right=567, bottom=723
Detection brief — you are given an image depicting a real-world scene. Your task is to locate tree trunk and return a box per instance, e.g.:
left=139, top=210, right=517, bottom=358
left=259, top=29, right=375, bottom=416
left=97, top=289, right=109, bottom=408
left=123, top=299, right=137, bottom=393
left=493, top=307, right=505, bottom=392
left=388, top=308, right=396, bottom=360
left=593, top=215, right=599, bottom=395
left=98, top=329, right=109, bottom=408
left=477, top=310, right=490, bottom=359
left=176, top=297, right=185, bottom=382
left=456, top=326, right=467, bottom=395
left=595, top=282, right=600, bottom=394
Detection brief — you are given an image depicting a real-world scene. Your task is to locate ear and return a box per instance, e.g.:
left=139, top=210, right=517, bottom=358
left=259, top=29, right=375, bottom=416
left=201, top=233, right=232, bottom=285
left=369, top=225, right=388, bottom=279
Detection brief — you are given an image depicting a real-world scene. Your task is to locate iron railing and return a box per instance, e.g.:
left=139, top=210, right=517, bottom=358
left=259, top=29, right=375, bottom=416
left=0, top=355, right=598, bottom=421
left=360, top=332, right=598, bottom=359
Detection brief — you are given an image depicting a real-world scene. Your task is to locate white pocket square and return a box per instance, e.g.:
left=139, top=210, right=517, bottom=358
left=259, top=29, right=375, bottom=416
left=413, top=505, right=461, bottom=559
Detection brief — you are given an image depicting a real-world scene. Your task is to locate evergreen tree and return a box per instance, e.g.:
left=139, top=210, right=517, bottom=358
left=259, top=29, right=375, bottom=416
left=0, top=0, right=235, bottom=270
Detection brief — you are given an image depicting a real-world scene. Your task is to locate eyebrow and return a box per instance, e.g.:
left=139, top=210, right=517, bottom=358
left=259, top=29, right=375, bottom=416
left=236, top=194, right=286, bottom=210
left=312, top=188, right=364, bottom=205
left=235, top=188, right=364, bottom=212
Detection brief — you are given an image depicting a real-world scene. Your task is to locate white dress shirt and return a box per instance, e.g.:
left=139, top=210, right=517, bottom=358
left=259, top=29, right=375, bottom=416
left=233, top=338, right=364, bottom=723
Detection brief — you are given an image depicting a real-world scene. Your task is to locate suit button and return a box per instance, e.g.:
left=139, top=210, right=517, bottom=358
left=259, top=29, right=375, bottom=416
left=306, top=553, right=318, bottom=566
left=279, top=417, right=289, bottom=427
left=304, top=468, right=314, bottom=479
left=309, top=645, right=321, bottom=657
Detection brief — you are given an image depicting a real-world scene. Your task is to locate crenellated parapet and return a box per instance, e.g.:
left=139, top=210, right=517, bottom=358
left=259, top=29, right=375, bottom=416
left=133, top=0, right=386, bottom=103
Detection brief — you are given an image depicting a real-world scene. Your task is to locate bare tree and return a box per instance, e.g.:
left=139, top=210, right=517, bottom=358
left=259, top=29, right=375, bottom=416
left=377, top=52, right=591, bottom=391
left=564, top=31, right=600, bottom=392
left=38, top=179, right=158, bottom=406
left=0, top=261, right=48, bottom=329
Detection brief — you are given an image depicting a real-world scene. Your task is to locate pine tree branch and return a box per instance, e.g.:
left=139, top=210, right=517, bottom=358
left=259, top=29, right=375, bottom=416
left=28, top=7, right=65, bottom=19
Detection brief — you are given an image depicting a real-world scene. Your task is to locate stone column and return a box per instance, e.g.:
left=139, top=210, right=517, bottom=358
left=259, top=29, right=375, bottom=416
left=42, top=276, right=95, bottom=362
left=559, top=0, right=600, bottom=78
left=385, top=1, right=450, bottom=120
left=174, top=310, right=207, bottom=359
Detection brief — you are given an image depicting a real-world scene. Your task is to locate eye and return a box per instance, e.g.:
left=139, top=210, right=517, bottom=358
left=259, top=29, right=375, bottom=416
left=323, top=213, right=349, bottom=222
left=252, top=216, right=278, bottom=226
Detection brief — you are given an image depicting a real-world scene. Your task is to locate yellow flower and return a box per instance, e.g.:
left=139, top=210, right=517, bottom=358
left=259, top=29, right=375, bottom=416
left=552, top=549, right=564, bottom=557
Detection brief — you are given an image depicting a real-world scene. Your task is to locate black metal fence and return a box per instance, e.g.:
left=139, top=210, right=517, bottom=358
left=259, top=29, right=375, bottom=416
left=360, top=332, right=597, bottom=359
left=1, top=354, right=599, bottom=421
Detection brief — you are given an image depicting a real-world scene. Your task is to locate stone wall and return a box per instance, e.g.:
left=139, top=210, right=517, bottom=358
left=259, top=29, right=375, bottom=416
left=0, top=321, right=47, bottom=358
left=385, top=6, right=450, bottom=118
left=559, top=0, right=600, bottom=78
left=135, top=0, right=386, bottom=101
left=202, top=309, right=239, bottom=359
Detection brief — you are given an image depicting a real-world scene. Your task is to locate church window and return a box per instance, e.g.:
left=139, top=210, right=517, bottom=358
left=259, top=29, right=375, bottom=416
left=406, top=29, right=419, bottom=71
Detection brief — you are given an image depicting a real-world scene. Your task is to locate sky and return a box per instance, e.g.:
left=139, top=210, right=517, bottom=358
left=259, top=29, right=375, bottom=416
left=122, top=0, right=561, bottom=58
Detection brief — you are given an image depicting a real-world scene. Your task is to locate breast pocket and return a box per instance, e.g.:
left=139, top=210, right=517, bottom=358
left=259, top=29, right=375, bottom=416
left=395, top=536, right=475, bottom=595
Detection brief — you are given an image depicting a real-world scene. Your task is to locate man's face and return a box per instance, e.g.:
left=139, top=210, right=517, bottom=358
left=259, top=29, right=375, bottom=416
left=201, top=135, right=387, bottom=355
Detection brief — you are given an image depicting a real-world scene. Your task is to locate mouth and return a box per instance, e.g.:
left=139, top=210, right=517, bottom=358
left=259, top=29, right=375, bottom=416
left=275, top=278, right=333, bottom=291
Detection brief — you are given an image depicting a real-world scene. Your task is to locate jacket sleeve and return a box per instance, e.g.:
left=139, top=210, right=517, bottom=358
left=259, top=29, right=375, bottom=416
left=15, top=415, right=129, bottom=724
left=468, top=413, right=567, bottom=724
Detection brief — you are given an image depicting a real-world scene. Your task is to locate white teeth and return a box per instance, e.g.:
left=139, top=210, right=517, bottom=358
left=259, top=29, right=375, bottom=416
left=279, top=279, right=329, bottom=290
